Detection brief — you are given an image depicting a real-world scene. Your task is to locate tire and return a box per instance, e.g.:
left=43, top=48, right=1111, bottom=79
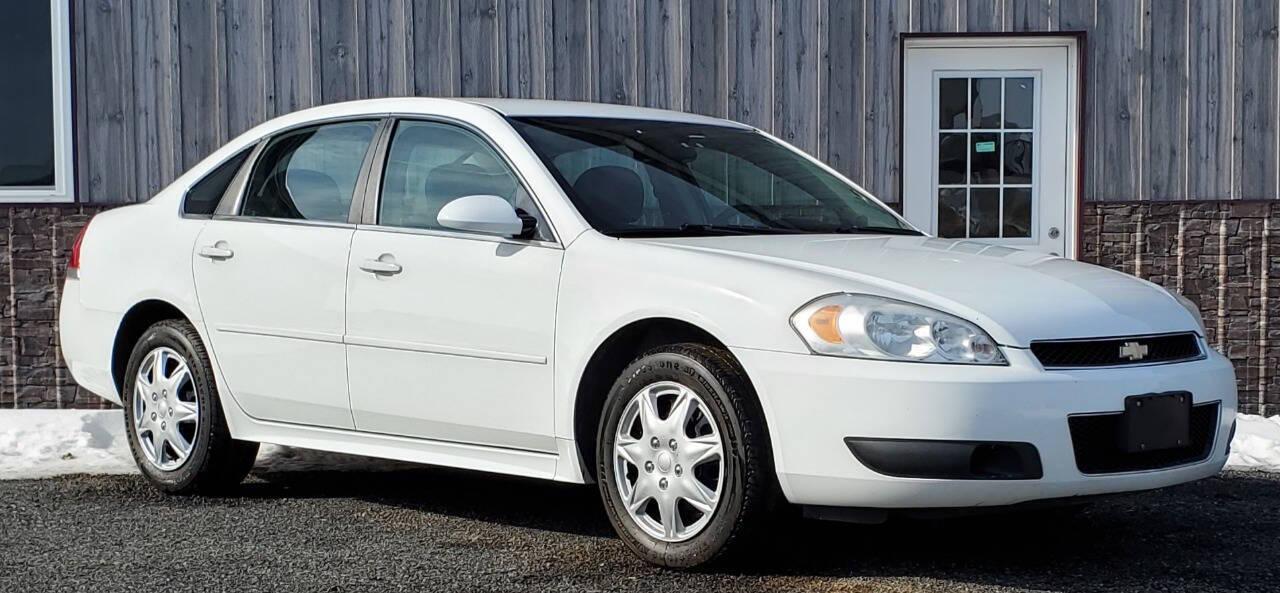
left=597, top=343, right=775, bottom=568
left=122, top=319, right=259, bottom=494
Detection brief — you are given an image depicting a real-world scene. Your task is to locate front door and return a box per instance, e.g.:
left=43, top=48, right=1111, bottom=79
left=345, top=118, right=562, bottom=453
left=902, top=38, right=1078, bottom=257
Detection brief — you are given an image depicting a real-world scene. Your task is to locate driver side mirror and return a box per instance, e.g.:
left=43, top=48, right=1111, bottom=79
left=437, top=195, right=535, bottom=238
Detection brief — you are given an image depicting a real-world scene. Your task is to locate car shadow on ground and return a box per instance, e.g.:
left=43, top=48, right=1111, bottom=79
left=247, top=465, right=1280, bottom=591
left=248, top=464, right=616, bottom=537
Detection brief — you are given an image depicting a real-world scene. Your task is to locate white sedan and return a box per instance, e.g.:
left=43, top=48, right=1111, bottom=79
left=59, top=98, right=1237, bottom=568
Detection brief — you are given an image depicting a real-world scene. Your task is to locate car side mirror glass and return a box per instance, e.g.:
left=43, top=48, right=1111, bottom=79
left=437, top=195, right=525, bottom=237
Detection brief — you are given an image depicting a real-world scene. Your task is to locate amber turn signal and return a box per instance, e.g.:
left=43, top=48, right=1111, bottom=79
left=808, top=305, right=845, bottom=344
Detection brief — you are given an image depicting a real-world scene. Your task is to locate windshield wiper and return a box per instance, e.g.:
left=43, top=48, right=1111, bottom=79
left=827, top=225, right=924, bottom=236
left=607, top=224, right=800, bottom=238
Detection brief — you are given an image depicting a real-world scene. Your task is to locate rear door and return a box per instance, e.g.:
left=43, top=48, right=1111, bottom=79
left=192, top=119, right=381, bottom=429
left=345, top=118, right=563, bottom=452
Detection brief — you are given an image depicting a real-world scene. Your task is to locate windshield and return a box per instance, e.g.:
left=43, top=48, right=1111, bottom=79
left=509, top=117, right=919, bottom=238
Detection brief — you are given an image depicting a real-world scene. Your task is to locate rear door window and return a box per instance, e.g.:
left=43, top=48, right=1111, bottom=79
left=240, top=121, right=378, bottom=223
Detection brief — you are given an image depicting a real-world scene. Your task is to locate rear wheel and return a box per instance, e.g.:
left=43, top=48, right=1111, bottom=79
left=597, top=343, right=775, bottom=568
left=122, top=320, right=258, bottom=494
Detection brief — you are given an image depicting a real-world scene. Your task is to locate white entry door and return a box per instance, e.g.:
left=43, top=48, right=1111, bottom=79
left=902, top=38, right=1078, bottom=257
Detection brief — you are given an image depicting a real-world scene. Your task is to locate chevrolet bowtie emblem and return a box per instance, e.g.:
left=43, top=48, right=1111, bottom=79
left=1119, top=341, right=1150, bottom=361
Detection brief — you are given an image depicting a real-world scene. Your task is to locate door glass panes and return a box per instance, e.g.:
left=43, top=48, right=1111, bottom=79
left=1003, top=132, right=1033, bottom=184
left=938, top=133, right=967, bottom=184
left=970, top=132, right=1000, bottom=184
left=969, top=188, right=1000, bottom=238
left=938, top=188, right=966, bottom=238
left=938, top=78, right=968, bottom=129
left=1003, top=188, right=1032, bottom=238
left=1004, top=78, right=1034, bottom=129
left=934, top=75, right=1035, bottom=239
left=972, top=78, right=1002, bottom=129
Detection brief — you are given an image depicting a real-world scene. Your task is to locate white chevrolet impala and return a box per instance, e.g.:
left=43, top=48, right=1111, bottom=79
left=59, top=99, right=1237, bottom=567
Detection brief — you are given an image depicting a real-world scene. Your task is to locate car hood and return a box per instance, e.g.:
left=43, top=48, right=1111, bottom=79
left=638, top=234, right=1199, bottom=347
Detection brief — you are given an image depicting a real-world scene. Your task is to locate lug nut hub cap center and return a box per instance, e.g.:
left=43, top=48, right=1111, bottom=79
left=655, top=450, right=674, bottom=473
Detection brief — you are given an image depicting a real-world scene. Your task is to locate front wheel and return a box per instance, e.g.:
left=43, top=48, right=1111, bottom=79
left=122, top=319, right=259, bottom=494
left=597, top=343, right=775, bottom=568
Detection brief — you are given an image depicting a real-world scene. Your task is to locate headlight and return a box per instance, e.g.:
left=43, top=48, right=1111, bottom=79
left=1167, top=288, right=1207, bottom=335
left=790, top=294, right=1006, bottom=365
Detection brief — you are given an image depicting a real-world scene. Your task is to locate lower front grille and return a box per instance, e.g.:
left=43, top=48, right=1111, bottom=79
left=1068, top=402, right=1219, bottom=474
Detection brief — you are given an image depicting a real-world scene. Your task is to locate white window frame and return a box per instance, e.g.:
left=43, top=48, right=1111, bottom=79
left=0, top=0, right=75, bottom=203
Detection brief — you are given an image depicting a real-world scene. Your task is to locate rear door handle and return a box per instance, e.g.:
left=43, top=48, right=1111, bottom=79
left=197, top=245, right=234, bottom=260
left=358, top=258, right=402, bottom=275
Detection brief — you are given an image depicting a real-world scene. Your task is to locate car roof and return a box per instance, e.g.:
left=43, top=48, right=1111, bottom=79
left=248, top=98, right=753, bottom=140
left=456, top=98, right=752, bottom=129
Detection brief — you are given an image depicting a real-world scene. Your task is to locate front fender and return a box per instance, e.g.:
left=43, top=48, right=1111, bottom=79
left=551, top=233, right=831, bottom=450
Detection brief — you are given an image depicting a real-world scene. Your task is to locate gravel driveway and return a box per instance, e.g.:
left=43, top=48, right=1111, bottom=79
left=1, top=467, right=1276, bottom=593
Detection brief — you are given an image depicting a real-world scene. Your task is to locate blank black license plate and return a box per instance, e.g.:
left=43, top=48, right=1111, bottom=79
left=1123, top=392, right=1191, bottom=453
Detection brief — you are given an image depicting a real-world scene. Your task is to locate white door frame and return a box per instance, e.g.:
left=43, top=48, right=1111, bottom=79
left=901, top=35, right=1082, bottom=258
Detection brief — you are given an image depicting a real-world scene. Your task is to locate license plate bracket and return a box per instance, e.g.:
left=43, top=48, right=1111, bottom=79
left=1122, top=392, right=1191, bottom=453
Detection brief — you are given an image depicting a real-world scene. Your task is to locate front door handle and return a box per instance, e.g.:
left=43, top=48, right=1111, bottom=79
left=197, top=245, right=234, bottom=260
left=358, top=258, right=402, bottom=275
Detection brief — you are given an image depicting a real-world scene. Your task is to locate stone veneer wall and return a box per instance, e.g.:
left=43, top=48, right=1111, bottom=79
left=1081, top=201, right=1280, bottom=415
left=2, top=202, right=1278, bottom=414
left=1, top=205, right=109, bottom=409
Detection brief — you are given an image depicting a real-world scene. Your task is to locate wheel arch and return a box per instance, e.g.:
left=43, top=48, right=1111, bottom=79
left=111, top=299, right=192, bottom=397
left=571, top=316, right=765, bottom=483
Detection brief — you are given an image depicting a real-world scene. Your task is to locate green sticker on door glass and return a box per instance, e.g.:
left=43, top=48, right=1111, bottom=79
left=974, top=141, right=996, bottom=153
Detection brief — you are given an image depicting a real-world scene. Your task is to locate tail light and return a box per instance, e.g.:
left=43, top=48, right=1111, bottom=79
left=68, top=219, right=91, bottom=272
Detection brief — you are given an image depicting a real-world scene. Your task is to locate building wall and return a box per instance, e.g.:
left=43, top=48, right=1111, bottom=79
left=0, top=205, right=103, bottom=408
left=1082, top=201, right=1280, bottom=414
left=71, top=0, right=1280, bottom=204
left=3, top=0, right=1278, bottom=411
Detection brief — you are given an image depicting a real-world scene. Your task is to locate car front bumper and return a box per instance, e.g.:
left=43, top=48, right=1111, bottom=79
left=732, top=345, right=1237, bottom=509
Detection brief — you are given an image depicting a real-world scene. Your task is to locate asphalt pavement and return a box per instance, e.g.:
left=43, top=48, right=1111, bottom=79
left=1, top=466, right=1277, bottom=593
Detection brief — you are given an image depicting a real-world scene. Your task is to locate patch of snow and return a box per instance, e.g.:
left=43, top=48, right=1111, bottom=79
left=3, top=409, right=1279, bottom=480
left=1226, top=414, right=1280, bottom=472
left=0, top=410, right=136, bottom=479
left=0, top=409, right=409, bottom=480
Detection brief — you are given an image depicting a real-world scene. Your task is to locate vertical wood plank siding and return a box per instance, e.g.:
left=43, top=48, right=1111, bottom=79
left=1145, top=0, right=1188, bottom=200
left=640, top=0, right=685, bottom=110
left=1091, top=0, right=1142, bottom=202
left=82, top=0, right=135, bottom=200
left=129, top=0, right=180, bottom=198
left=74, top=0, right=1280, bottom=204
left=822, top=0, right=864, bottom=178
left=1236, top=0, right=1280, bottom=200
left=175, top=0, right=225, bottom=171
left=594, top=0, right=638, bottom=104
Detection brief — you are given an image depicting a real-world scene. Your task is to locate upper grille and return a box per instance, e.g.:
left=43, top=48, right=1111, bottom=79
left=1030, top=332, right=1202, bottom=369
